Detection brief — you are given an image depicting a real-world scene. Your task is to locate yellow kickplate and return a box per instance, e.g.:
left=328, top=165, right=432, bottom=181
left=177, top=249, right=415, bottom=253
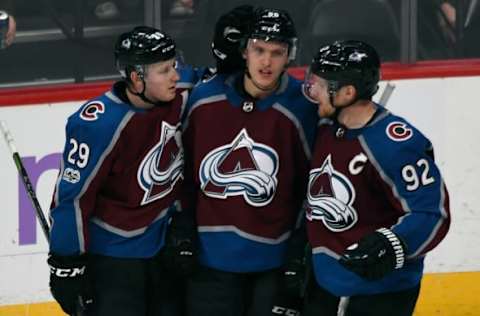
left=0, top=301, right=64, bottom=316
left=414, top=271, right=480, bottom=315
left=0, top=272, right=479, bottom=315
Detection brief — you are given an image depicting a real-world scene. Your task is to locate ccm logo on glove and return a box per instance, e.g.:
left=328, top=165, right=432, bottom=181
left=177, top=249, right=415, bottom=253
left=271, top=306, right=300, bottom=316
left=50, top=265, right=86, bottom=278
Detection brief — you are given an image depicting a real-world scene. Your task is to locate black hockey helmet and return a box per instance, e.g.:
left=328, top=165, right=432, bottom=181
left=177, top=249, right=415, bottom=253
left=211, top=5, right=255, bottom=74
left=115, top=26, right=176, bottom=78
left=309, top=40, right=380, bottom=99
left=245, top=7, right=298, bottom=61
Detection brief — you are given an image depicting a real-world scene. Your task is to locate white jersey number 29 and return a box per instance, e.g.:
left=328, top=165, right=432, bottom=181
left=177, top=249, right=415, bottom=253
left=67, top=138, right=90, bottom=168
left=401, top=158, right=435, bottom=191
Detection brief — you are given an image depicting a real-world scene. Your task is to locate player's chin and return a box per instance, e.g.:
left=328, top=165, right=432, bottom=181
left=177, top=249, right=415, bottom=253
left=255, top=77, right=277, bottom=90
left=162, top=88, right=177, bottom=102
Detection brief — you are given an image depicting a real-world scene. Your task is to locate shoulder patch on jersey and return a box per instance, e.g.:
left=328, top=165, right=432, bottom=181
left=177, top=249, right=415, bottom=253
left=386, top=121, right=413, bottom=142
left=80, top=101, right=105, bottom=121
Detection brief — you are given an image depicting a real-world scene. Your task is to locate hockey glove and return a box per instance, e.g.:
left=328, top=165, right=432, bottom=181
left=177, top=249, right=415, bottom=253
left=211, top=4, right=255, bottom=73
left=339, top=228, right=407, bottom=281
left=162, top=211, right=198, bottom=276
left=48, top=254, right=94, bottom=315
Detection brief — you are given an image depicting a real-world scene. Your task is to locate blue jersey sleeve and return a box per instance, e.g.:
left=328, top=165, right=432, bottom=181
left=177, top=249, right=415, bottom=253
left=362, top=117, right=450, bottom=258
left=50, top=98, right=132, bottom=255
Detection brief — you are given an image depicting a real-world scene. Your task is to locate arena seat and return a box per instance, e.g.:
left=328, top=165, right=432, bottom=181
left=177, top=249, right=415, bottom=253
left=299, top=0, right=400, bottom=64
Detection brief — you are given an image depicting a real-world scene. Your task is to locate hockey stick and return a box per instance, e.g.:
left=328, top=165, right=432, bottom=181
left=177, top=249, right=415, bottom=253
left=0, top=120, right=50, bottom=242
left=0, top=120, right=86, bottom=316
left=378, top=82, right=396, bottom=106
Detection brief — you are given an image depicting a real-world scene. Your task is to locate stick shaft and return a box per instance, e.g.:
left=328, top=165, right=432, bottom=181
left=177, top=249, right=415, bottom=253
left=379, top=82, right=396, bottom=106
left=0, top=121, right=50, bottom=242
left=0, top=121, right=89, bottom=316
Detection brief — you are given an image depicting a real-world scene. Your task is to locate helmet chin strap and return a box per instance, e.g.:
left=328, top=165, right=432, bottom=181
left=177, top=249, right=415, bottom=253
left=127, top=73, right=158, bottom=106
left=328, top=88, right=359, bottom=121
left=328, top=80, right=360, bottom=112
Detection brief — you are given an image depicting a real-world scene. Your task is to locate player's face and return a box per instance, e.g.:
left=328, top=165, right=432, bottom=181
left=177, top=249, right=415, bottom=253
left=144, top=58, right=180, bottom=102
left=244, top=39, right=289, bottom=91
left=305, top=73, right=336, bottom=117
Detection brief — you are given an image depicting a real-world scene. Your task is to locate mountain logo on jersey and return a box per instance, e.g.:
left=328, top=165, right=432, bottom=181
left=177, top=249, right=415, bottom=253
left=199, top=128, right=279, bottom=207
left=137, top=122, right=183, bottom=205
left=386, top=121, right=413, bottom=142
left=306, top=154, right=358, bottom=232
left=80, top=101, right=105, bottom=121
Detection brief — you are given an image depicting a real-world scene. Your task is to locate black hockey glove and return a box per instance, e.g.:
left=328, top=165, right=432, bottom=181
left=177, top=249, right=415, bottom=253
left=48, top=254, right=94, bottom=315
left=162, top=211, right=198, bottom=276
left=339, top=228, right=407, bottom=281
left=211, top=4, right=255, bottom=74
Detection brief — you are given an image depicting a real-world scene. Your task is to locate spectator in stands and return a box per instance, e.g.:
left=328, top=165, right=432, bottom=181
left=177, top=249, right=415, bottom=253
left=0, top=0, right=16, bottom=47
left=93, top=0, right=142, bottom=20
left=170, top=0, right=195, bottom=16
left=3, top=12, right=15, bottom=47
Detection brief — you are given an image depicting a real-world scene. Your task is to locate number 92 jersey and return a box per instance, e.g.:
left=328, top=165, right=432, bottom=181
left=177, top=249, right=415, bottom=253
left=306, top=105, right=450, bottom=296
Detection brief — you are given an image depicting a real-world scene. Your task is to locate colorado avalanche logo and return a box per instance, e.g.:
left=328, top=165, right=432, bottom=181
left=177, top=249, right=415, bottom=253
left=307, top=154, right=358, bottom=232
left=80, top=101, right=105, bottom=121
left=386, top=121, right=413, bottom=142
left=200, top=128, right=278, bottom=207
left=137, top=122, right=183, bottom=205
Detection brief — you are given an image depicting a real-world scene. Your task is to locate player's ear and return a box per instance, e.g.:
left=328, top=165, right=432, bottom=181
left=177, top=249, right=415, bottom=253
left=344, top=85, right=357, bottom=102
left=128, top=70, right=145, bottom=92
left=130, top=70, right=143, bottom=85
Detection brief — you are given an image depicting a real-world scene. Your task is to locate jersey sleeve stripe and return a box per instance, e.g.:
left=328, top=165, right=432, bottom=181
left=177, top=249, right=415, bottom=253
left=74, top=111, right=135, bottom=253
left=272, top=103, right=312, bottom=159
left=183, top=93, right=227, bottom=131
left=105, top=90, right=123, bottom=104
left=198, top=225, right=291, bottom=245
left=359, top=135, right=412, bottom=213
left=91, top=205, right=170, bottom=237
left=409, top=181, right=450, bottom=258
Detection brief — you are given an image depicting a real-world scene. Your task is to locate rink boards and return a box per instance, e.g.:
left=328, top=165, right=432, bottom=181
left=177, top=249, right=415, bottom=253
left=0, top=272, right=475, bottom=315
left=0, top=71, right=479, bottom=315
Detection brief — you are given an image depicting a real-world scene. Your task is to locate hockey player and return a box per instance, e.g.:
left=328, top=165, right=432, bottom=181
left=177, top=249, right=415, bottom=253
left=302, top=40, right=451, bottom=316
left=181, top=7, right=318, bottom=316
left=47, top=26, right=187, bottom=316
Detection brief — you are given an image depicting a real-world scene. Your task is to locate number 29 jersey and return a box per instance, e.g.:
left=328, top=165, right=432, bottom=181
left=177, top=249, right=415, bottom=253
left=49, top=82, right=187, bottom=258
